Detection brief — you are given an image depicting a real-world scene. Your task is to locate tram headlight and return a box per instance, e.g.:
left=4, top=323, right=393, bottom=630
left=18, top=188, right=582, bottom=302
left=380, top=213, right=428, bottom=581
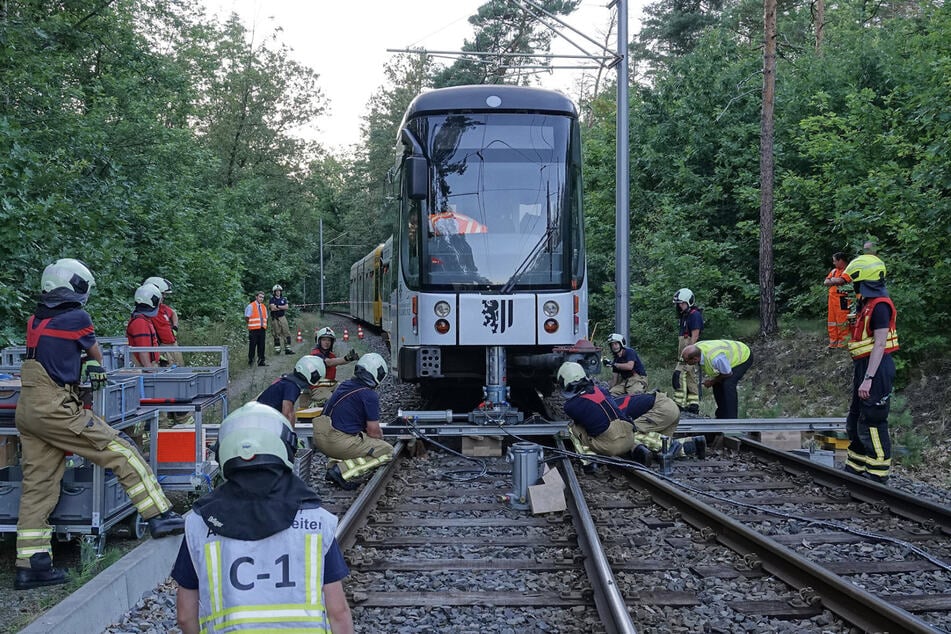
left=542, top=301, right=559, bottom=317
left=434, top=301, right=451, bottom=318
left=543, top=319, right=558, bottom=334
left=435, top=319, right=450, bottom=334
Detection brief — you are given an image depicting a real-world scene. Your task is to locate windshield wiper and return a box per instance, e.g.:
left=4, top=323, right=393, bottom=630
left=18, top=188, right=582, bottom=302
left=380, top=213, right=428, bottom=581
left=501, top=182, right=553, bottom=294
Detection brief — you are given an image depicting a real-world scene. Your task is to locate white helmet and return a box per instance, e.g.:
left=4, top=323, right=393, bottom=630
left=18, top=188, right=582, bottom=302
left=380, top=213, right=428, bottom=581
left=134, top=283, right=163, bottom=313
left=556, top=362, right=588, bottom=394
left=672, top=288, right=695, bottom=306
left=144, top=276, right=171, bottom=294
left=315, top=327, right=336, bottom=348
left=355, top=352, right=388, bottom=387
left=607, top=333, right=626, bottom=346
left=272, top=284, right=283, bottom=292
left=40, top=258, right=95, bottom=305
left=216, top=402, right=297, bottom=479
left=294, top=355, right=326, bottom=386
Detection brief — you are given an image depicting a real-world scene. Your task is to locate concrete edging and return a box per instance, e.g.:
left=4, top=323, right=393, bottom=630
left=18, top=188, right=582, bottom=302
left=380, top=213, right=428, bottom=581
left=20, top=534, right=182, bottom=634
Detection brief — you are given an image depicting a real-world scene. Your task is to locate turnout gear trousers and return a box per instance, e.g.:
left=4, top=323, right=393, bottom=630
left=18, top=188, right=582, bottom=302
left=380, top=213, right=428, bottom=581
left=15, top=361, right=171, bottom=567
left=630, top=391, right=680, bottom=438
left=568, top=418, right=635, bottom=457
left=673, top=336, right=700, bottom=409
left=272, top=315, right=291, bottom=351
left=312, top=415, right=393, bottom=481
left=845, top=355, right=894, bottom=481
left=608, top=374, right=647, bottom=397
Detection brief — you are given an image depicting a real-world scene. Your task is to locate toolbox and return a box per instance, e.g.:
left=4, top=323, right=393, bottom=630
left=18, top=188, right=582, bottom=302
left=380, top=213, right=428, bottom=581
left=112, top=368, right=199, bottom=402
left=98, top=377, right=141, bottom=422
left=0, top=464, right=131, bottom=524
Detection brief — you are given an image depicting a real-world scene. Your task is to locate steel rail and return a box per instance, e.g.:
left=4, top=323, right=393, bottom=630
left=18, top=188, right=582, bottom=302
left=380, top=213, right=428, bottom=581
left=335, top=440, right=407, bottom=550
left=556, top=437, right=637, bottom=634
left=738, top=438, right=951, bottom=534
left=677, top=417, right=845, bottom=433
left=621, top=466, right=943, bottom=633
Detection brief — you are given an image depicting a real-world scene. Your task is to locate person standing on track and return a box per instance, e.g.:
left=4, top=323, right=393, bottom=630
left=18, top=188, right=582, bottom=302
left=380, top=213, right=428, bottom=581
left=269, top=284, right=293, bottom=356
left=823, top=253, right=852, bottom=349
left=15, top=259, right=183, bottom=590
left=604, top=333, right=648, bottom=396
left=842, top=254, right=898, bottom=484
left=245, top=291, right=268, bottom=367
left=671, top=288, right=703, bottom=413
left=680, top=340, right=752, bottom=419
left=313, top=353, right=393, bottom=490
left=256, top=355, right=326, bottom=428
left=172, top=402, right=354, bottom=634
left=307, top=327, right=358, bottom=407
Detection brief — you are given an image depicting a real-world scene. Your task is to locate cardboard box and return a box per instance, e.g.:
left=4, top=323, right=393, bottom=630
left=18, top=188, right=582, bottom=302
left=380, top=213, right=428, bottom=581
left=157, top=428, right=207, bottom=463
left=462, top=435, right=502, bottom=457
left=749, top=431, right=805, bottom=451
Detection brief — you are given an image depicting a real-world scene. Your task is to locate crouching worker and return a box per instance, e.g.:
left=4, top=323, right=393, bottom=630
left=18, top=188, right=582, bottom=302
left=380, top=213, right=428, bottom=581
left=313, top=353, right=393, bottom=490
left=306, top=327, right=359, bottom=407
left=557, top=362, right=652, bottom=467
left=15, top=259, right=183, bottom=590
left=615, top=391, right=706, bottom=460
left=172, top=402, right=354, bottom=634
left=256, top=355, right=326, bottom=428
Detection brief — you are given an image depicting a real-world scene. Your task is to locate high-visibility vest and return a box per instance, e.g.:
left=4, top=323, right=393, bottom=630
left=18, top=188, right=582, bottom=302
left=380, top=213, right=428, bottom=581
left=429, top=211, right=488, bottom=236
left=184, top=507, right=337, bottom=633
left=247, top=302, right=268, bottom=330
left=696, top=340, right=750, bottom=377
left=848, top=297, right=899, bottom=359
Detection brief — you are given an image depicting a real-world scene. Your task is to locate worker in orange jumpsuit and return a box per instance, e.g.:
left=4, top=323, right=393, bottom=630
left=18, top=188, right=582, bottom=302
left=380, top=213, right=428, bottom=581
left=823, top=252, right=852, bottom=349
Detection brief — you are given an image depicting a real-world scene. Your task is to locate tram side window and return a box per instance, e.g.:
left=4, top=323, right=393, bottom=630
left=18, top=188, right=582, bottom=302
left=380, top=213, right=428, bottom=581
left=403, top=195, right=421, bottom=289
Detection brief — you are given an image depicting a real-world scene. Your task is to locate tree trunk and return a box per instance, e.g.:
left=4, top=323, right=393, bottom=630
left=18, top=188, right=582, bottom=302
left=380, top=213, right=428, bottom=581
left=759, top=0, right=778, bottom=336
left=813, top=0, right=825, bottom=53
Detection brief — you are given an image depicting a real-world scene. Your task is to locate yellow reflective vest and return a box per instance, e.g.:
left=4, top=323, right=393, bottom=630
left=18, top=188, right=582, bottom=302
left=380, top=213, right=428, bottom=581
left=848, top=297, right=899, bottom=359
left=696, top=340, right=751, bottom=377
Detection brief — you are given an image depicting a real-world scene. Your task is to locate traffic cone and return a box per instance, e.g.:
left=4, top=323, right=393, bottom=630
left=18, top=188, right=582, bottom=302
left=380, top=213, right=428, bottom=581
left=296, top=327, right=303, bottom=343
left=343, top=328, right=349, bottom=342
left=357, top=325, right=364, bottom=339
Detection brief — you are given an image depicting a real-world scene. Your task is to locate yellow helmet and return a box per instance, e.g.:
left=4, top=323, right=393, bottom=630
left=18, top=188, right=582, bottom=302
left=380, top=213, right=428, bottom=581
left=845, top=254, right=886, bottom=283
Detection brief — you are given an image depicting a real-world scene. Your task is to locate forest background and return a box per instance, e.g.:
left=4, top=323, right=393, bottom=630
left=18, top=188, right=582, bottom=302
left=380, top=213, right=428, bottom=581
left=1, top=0, right=948, bottom=386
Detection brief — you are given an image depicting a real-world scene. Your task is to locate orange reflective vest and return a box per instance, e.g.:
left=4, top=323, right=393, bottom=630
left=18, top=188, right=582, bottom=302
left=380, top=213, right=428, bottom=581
left=246, top=302, right=268, bottom=330
left=429, top=211, right=488, bottom=236
left=848, top=297, right=899, bottom=359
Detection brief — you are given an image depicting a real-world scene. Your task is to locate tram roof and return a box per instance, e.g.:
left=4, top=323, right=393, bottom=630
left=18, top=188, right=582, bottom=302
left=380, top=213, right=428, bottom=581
left=403, top=85, right=578, bottom=120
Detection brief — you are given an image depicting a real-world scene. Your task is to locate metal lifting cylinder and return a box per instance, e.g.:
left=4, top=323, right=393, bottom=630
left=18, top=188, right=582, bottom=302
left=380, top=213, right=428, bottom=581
left=506, top=442, right=543, bottom=510
left=484, top=345, right=507, bottom=405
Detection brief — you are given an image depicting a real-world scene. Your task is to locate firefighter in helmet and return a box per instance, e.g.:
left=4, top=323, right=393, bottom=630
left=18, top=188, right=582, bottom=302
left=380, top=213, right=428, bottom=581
left=172, top=402, right=353, bottom=632
left=256, top=355, right=326, bottom=428
left=671, top=288, right=703, bottom=413
left=15, top=259, right=183, bottom=590
left=269, top=284, right=293, bottom=355
left=603, top=333, right=648, bottom=396
left=306, top=327, right=358, bottom=407
left=842, top=254, right=897, bottom=484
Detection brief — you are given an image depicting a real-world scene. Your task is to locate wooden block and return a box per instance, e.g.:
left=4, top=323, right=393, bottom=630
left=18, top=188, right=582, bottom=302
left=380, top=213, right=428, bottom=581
left=541, top=465, right=564, bottom=488
left=750, top=431, right=804, bottom=451
left=529, top=481, right=567, bottom=514
left=462, top=435, right=502, bottom=457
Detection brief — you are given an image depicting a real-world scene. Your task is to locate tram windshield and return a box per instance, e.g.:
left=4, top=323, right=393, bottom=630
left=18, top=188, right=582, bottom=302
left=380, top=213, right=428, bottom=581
left=401, top=112, right=584, bottom=291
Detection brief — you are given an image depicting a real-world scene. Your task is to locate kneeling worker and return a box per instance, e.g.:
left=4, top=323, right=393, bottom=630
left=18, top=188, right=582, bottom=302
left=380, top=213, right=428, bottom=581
left=615, top=391, right=706, bottom=459
left=172, top=402, right=354, bottom=633
left=558, top=362, right=652, bottom=466
left=313, top=353, right=393, bottom=490
left=256, top=355, right=326, bottom=428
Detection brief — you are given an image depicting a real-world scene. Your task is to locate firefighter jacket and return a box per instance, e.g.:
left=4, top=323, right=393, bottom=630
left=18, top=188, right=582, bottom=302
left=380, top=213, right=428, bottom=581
left=183, top=506, right=338, bottom=632
left=848, top=297, right=899, bottom=360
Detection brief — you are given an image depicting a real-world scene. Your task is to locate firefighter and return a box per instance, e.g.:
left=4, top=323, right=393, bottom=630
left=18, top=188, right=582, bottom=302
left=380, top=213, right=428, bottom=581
left=615, top=391, right=707, bottom=460
left=313, top=353, right=393, bottom=490
left=842, top=254, right=897, bottom=484
left=15, top=259, right=183, bottom=590
left=823, top=253, right=852, bottom=349
left=558, top=362, right=652, bottom=466
left=256, top=355, right=326, bottom=428
left=126, top=283, right=163, bottom=367
left=172, top=402, right=354, bottom=633
left=680, top=340, right=752, bottom=420
left=306, top=327, right=358, bottom=407
left=269, top=284, right=293, bottom=355
left=671, top=288, right=703, bottom=413
left=144, top=276, right=183, bottom=366
left=603, top=333, right=648, bottom=396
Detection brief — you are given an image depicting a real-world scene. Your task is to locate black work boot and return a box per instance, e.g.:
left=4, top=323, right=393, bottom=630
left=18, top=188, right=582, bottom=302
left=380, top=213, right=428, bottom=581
left=629, top=444, right=653, bottom=467
left=14, top=553, right=68, bottom=590
left=284, top=348, right=294, bottom=355
left=681, top=436, right=707, bottom=460
left=686, top=404, right=700, bottom=415
left=148, top=510, right=185, bottom=538
left=326, top=464, right=358, bottom=490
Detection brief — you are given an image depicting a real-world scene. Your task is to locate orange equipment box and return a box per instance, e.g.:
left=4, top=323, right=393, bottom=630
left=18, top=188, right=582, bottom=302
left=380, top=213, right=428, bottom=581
left=156, top=429, right=206, bottom=463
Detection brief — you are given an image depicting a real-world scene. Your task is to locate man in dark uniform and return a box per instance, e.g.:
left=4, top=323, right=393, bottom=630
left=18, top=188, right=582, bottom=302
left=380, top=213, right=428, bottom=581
left=256, top=355, right=325, bottom=428
left=604, top=333, right=648, bottom=396
left=15, top=259, right=183, bottom=590
left=843, top=254, right=898, bottom=484
left=672, top=288, right=703, bottom=413
left=269, top=284, right=293, bottom=355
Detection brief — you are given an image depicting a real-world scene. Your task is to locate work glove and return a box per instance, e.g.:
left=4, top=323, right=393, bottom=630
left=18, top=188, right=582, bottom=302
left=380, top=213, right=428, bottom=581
left=344, top=349, right=359, bottom=362
left=672, top=370, right=682, bottom=391
left=82, top=360, right=108, bottom=390
left=601, top=357, right=614, bottom=368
